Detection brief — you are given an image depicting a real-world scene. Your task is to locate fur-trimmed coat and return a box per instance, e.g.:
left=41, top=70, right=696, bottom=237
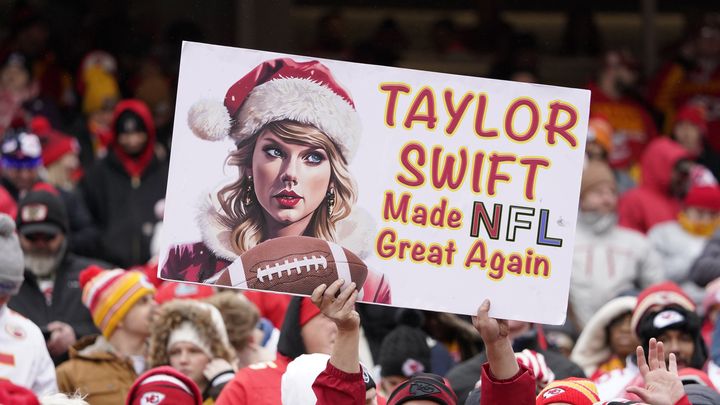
left=148, top=300, right=234, bottom=368
left=570, top=296, right=637, bottom=378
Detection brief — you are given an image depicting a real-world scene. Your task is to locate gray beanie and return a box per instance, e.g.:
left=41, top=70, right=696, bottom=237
left=684, top=383, right=720, bottom=405
left=0, top=214, right=24, bottom=296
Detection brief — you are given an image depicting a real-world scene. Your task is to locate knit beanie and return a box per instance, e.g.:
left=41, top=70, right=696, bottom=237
left=536, top=377, right=600, bottom=405
left=80, top=265, right=156, bottom=338
left=166, top=302, right=230, bottom=359
left=387, top=373, right=457, bottom=405
left=379, top=310, right=432, bottom=378
left=683, top=186, right=720, bottom=212
left=0, top=214, right=24, bottom=297
left=631, top=281, right=696, bottom=335
left=580, top=161, right=616, bottom=197
left=115, top=109, right=148, bottom=135
left=126, top=366, right=203, bottom=405
left=675, top=104, right=708, bottom=134
left=587, top=115, right=613, bottom=154
left=0, top=380, right=39, bottom=405
left=684, top=383, right=720, bottom=405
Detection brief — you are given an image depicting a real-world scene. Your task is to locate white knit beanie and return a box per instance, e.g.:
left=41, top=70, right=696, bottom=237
left=0, top=214, right=24, bottom=296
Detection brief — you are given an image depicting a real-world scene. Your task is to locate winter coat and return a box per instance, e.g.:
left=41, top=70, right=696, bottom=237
left=445, top=330, right=585, bottom=403
left=215, top=354, right=291, bottom=405
left=570, top=222, right=664, bottom=328
left=689, top=229, right=720, bottom=287
left=648, top=221, right=708, bottom=303
left=55, top=335, right=139, bottom=405
left=0, top=305, right=57, bottom=396
left=476, top=363, right=535, bottom=405
left=8, top=252, right=109, bottom=364
left=618, top=138, right=690, bottom=234
left=570, top=296, right=636, bottom=377
left=80, top=100, right=168, bottom=267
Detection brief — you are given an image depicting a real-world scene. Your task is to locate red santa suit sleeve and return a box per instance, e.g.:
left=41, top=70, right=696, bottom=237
left=311, top=362, right=366, bottom=404
left=479, top=362, right=535, bottom=405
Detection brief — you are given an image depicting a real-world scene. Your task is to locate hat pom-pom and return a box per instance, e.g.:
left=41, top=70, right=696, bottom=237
left=79, top=265, right=105, bottom=289
left=187, top=99, right=231, bottom=141
left=0, top=214, right=15, bottom=237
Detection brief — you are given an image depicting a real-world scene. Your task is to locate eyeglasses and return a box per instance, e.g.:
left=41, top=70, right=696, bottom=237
left=24, top=233, right=57, bottom=242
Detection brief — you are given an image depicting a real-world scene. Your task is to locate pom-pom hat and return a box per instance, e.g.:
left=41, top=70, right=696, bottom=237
left=80, top=265, right=156, bottom=338
left=187, top=57, right=362, bottom=162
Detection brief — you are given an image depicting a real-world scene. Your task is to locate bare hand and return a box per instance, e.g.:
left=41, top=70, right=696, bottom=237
left=626, top=338, right=685, bottom=405
left=47, top=321, right=76, bottom=357
left=311, top=279, right=359, bottom=332
left=472, top=299, right=509, bottom=346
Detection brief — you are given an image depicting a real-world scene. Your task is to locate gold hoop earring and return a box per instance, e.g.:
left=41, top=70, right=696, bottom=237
left=326, top=188, right=336, bottom=216
left=243, top=176, right=254, bottom=207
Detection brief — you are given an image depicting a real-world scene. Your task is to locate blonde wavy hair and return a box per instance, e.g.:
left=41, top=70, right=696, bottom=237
left=216, top=120, right=357, bottom=254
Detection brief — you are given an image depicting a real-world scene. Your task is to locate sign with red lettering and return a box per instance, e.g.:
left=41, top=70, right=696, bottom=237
left=159, top=41, right=590, bottom=323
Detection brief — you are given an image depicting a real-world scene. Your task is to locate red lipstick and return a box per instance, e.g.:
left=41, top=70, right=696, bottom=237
left=274, top=190, right=302, bottom=208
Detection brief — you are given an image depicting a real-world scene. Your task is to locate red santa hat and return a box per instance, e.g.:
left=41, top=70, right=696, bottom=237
left=187, top=58, right=362, bottom=162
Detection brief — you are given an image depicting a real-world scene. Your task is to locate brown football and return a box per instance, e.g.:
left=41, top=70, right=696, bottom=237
left=215, top=236, right=368, bottom=295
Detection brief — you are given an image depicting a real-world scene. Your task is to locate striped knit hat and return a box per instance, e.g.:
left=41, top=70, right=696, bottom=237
left=536, top=377, right=599, bottom=405
left=630, top=281, right=696, bottom=335
left=80, top=265, right=156, bottom=338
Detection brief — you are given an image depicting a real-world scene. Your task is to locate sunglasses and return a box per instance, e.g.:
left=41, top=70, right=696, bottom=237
left=24, top=233, right=57, bottom=242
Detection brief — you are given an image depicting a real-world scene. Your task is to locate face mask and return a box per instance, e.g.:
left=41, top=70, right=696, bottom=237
left=678, top=211, right=719, bottom=238
left=578, top=211, right=617, bottom=234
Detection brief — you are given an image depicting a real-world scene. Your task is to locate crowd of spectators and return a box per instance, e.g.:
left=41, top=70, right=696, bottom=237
left=1, top=2, right=720, bottom=404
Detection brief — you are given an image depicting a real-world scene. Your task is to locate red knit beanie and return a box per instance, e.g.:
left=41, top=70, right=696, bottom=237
left=126, top=366, right=203, bottom=405
left=684, top=186, right=720, bottom=212
left=675, top=104, right=708, bottom=134
left=0, top=380, right=39, bottom=405
left=536, top=377, right=599, bottom=404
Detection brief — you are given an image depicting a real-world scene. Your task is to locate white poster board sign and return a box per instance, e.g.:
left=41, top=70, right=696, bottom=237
left=159, top=41, right=590, bottom=324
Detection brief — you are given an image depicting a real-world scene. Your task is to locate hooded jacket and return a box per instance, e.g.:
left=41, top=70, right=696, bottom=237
left=80, top=99, right=168, bottom=267
left=570, top=296, right=637, bottom=378
left=618, top=138, right=690, bottom=234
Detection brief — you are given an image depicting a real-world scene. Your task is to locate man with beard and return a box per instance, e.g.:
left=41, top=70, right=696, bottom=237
left=7, top=190, right=109, bottom=364
left=569, top=161, right=664, bottom=329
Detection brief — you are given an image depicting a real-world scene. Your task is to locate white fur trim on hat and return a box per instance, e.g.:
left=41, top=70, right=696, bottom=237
left=235, top=77, right=361, bottom=162
left=188, top=99, right=232, bottom=141
left=168, top=321, right=212, bottom=358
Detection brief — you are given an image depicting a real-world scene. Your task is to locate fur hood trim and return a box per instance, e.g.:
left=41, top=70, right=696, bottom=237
left=148, top=299, right=234, bottom=367
left=570, top=296, right=637, bottom=376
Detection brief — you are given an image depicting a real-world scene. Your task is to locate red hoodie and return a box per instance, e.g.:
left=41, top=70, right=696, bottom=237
left=618, top=138, right=691, bottom=233
left=110, top=99, right=156, bottom=179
